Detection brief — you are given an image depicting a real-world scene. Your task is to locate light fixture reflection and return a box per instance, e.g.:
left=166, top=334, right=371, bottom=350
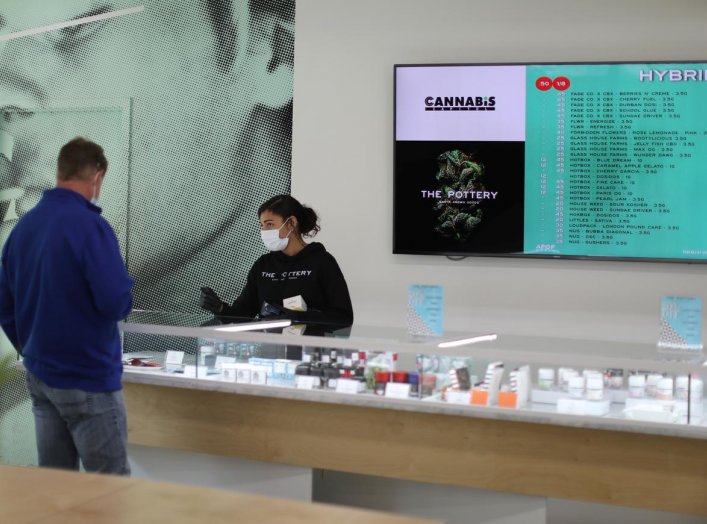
left=437, top=334, right=497, bottom=348
left=212, top=319, right=292, bottom=332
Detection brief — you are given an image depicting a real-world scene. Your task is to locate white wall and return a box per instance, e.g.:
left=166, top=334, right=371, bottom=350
left=293, top=0, right=707, bottom=342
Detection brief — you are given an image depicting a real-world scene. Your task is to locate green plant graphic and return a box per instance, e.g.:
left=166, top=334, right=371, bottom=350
left=433, top=150, right=485, bottom=241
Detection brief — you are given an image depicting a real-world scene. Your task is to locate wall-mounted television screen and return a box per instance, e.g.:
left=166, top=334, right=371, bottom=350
left=394, top=62, right=707, bottom=262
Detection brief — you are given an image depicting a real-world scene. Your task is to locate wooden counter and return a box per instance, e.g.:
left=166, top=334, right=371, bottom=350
left=0, top=464, right=442, bottom=524
left=124, top=380, right=707, bottom=517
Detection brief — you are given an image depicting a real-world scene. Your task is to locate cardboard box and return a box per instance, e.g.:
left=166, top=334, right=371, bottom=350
left=471, top=388, right=489, bottom=406
left=283, top=295, right=307, bottom=311
left=498, top=391, right=518, bottom=409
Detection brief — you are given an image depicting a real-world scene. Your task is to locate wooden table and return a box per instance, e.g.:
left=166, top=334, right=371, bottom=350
left=0, top=465, right=442, bottom=524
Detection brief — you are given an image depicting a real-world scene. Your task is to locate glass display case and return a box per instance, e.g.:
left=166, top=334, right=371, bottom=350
left=120, top=311, right=707, bottom=438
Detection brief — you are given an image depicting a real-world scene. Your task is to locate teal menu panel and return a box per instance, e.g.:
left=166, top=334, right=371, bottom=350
left=524, top=63, right=707, bottom=259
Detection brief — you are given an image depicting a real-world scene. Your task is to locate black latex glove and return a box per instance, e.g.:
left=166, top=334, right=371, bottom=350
left=200, top=286, right=225, bottom=314
left=259, top=301, right=284, bottom=318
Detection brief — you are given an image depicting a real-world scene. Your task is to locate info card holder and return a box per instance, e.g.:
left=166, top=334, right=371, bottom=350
left=657, top=296, right=703, bottom=362
left=407, top=284, right=444, bottom=337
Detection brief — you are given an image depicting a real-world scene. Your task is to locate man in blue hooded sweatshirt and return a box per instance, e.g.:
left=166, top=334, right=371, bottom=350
left=0, top=137, right=134, bottom=474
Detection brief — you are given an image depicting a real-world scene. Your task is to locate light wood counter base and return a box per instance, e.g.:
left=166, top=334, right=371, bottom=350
left=124, top=382, right=707, bottom=517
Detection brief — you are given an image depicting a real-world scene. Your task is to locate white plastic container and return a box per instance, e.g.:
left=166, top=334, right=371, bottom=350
left=646, top=373, right=663, bottom=398
left=236, top=365, right=252, bottom=384
left=560, top=368, right=578, bottom=392
left=628, top=375, right=646, bottom=399
left=675, top=374, right=704, bottom=403
left=690, top=375, right=704, bottom=402
left=538, top=368, right=555, bottom=390
left=676, top=375, right=689, bottom=401
left=569, top=376, right=585, bottom=399
left=586, top=376, right=604, bottom=401
left=656, top=377, right=674, bottom=400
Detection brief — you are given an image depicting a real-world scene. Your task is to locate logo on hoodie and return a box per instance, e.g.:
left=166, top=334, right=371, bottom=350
left=262, top=270, right=313, bottom=281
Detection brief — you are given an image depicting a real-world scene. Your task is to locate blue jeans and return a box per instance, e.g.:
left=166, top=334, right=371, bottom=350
left=26, top=371, right=130, bottom=475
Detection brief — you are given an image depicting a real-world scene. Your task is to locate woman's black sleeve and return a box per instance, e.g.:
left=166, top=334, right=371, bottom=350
left=220, top=263, right=260, bottom=319
left=289, top=254, right=353, bottom=327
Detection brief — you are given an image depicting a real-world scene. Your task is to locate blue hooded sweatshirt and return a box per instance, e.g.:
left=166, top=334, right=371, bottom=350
left=0, top=188, right=133, bottom=392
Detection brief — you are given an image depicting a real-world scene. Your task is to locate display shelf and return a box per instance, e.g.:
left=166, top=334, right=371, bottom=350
left=122, top=365, right=707, bottom=439
left=120, top=311, right=707, bottom=440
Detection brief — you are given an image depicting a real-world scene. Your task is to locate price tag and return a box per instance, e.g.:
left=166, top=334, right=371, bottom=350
left=295, top=376, right=318, bottom=390
left=183, top=365, right=197, bottom=378
left=385, top=382, right=411, bottom=399
left=336, top=379, right=362, bottom=394
left=215, top=355, right=236, bottom=369
left=165, top=350, right=185, bottom=366
left=273, top=360, right=288, bottom=376
left=446, top=390, right=471, bottom=405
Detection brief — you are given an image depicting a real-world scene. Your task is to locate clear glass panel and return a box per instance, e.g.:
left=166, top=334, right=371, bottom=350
left=120, top=311, right=707, bottom=436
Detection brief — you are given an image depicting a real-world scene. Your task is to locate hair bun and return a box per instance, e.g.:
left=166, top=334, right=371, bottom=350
left=258, top=194, right=321, bottom=237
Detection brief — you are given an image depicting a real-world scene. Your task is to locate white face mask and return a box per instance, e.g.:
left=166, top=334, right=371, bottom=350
left=260, top=218, right=292, bottom=251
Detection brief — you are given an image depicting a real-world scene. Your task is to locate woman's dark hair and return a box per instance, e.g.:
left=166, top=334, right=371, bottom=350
left=258, top=195, right=320, bottom=238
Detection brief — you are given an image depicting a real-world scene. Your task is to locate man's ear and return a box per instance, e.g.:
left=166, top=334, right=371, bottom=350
left=247, top=16, right=294, bottom=110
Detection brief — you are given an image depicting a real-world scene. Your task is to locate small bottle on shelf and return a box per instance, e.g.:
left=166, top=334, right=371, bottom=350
left=628, top=374, right=646, bottom=399
left=586, top=376, right=604, bottom=401
left=690, top=374, right=704, bottom=403
left=408, top=372, right=420, bottom=396
left=374, top=371, right=391, bottom=396
left=646, top=373, right=663, bottom=398
left=656, top=378, right=674, bottom=401
left=676, top=375, right=689, bottom=401
left=537, top=368, right=555, bottom=390
left=568, top=376, right=585, bottom=399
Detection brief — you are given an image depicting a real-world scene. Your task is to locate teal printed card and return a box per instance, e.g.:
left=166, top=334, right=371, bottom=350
left=659, top=296, right=702, bottom=350
left=407, top=285, right=444, bottom=337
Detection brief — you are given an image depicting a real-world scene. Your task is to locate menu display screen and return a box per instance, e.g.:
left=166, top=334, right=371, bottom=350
left=394, top=62, right=707, bottom=262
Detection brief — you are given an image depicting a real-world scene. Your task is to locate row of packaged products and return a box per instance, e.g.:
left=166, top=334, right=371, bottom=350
left=133, top=343, right=705, bottom=424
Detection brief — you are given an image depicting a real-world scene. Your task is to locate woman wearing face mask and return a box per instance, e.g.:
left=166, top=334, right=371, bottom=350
left=199, top=195, right=353, bottom=326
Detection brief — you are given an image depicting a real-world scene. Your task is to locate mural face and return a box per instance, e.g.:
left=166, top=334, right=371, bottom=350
left=0, top=0, right=295, bottom=311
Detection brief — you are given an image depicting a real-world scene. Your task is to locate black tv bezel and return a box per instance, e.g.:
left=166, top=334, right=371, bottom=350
left=393, top=60, right=707, bottom=264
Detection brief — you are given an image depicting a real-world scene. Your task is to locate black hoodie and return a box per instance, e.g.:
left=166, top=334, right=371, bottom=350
left=221, top=242, right=353, bottom=326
